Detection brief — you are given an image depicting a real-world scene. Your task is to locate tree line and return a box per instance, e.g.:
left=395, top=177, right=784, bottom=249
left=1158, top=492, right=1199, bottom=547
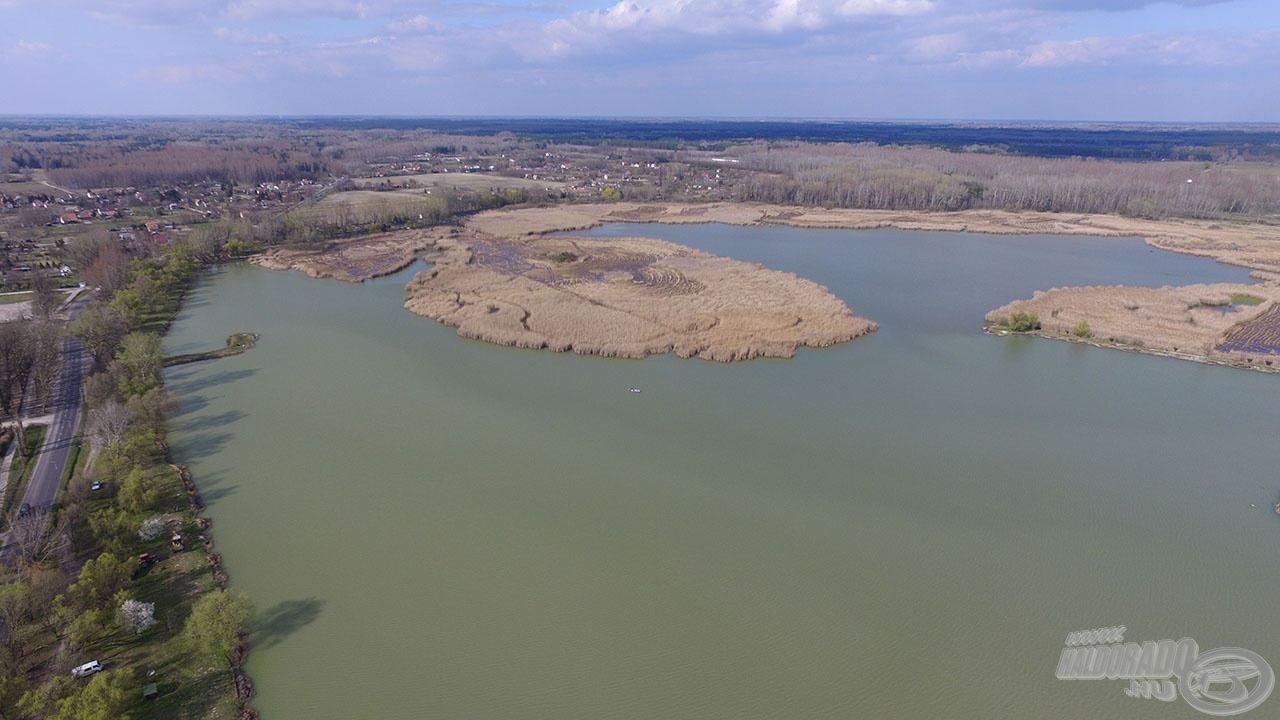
left=726, top=142, right=1280, bottom=219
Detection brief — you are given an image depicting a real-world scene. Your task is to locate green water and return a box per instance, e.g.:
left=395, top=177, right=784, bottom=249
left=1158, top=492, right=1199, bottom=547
left=164, top=226, right=1280, bottom=720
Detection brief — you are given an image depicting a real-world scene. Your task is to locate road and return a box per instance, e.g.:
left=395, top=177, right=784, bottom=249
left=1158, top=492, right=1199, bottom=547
left=19, top=333, right=87, bottom=513
left=17, top=297, right=90, bottom=515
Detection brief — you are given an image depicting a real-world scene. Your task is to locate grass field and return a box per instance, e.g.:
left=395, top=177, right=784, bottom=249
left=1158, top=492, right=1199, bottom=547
left=0, top=291, right=34, bottom=304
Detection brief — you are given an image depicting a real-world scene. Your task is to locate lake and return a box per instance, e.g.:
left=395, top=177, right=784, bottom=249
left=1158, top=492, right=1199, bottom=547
left=164, top=224, right=1280, bottom=719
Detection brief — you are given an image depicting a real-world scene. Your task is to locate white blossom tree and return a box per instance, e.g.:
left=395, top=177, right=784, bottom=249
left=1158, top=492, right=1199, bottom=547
left=119, top=599, right=156, bottom=635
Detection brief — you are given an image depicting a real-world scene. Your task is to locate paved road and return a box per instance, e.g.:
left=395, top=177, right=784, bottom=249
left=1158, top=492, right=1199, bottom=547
left=19, top=333, right=87, bottom=513
left=17, top=297, right=90, bottom=515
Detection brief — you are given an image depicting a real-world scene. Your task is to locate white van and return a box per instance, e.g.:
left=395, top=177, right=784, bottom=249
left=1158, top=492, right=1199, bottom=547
left=71, top=661, right=102, bottom=678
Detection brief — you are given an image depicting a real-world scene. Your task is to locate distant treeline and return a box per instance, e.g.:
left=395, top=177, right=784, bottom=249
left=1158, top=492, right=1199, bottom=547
left=44, top=143, right=332, bottom=188
left=291, top=118, right=1280, bottom=161
left=727, top=143, right=1280, bottom=218
left=190, top=188, right=529, bottom=247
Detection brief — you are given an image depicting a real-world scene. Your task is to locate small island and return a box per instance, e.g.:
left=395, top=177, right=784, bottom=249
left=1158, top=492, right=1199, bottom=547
left=165, top=332, right=260, bottom=367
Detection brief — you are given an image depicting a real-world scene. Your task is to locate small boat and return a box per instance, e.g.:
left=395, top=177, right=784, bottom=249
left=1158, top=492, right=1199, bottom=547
left=628, top=387, right=642, bottom=394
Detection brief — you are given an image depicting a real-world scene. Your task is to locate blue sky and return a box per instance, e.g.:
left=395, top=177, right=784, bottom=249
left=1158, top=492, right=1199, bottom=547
left=1, top=0, right=1277, bottom=120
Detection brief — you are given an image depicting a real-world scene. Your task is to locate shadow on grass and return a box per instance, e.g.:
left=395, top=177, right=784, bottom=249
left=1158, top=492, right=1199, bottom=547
left=252, top=597, right=326, bottom=651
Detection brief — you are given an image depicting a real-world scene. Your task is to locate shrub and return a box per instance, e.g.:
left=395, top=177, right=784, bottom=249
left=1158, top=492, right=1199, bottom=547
left=1072, top=320, right=1093, bottom=338
left=550, top=251, right=578, bottom=263
left=1003, top=312, right=1041, bottom=332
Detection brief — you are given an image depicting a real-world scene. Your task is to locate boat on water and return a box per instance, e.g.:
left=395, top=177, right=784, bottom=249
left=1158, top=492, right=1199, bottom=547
left=628, top=387, right=642, bottom=393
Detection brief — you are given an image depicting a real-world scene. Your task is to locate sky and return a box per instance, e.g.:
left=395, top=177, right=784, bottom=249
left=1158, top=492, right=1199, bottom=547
left=1, top=0, right=1278, bottom=120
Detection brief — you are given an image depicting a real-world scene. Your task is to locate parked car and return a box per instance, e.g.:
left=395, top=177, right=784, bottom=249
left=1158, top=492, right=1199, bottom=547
left=71, top=660, right=103, bottom=678
left=90, top=481, right=103, bottom=492
left=17, top=503, right=31, bottom=518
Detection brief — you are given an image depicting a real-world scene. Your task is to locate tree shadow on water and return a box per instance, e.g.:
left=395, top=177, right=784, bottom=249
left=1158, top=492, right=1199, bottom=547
left=173, top=409, right=247, bottom=434
left=253, top=598, right=326, bottom=650
left=172, top=430, right=233, bottom=462
left=167, top=367, right=259, bottom=395
left=192, top=468, right=238, bottom=505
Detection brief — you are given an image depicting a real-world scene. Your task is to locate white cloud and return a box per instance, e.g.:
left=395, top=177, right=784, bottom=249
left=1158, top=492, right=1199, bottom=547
left=1021, top=30, right=1280, bottom=68
left=214, top=26, right=287, bottom=45
left=6, top=40, right=51, bottom=58
left=387, top=14, right=443, bottom=34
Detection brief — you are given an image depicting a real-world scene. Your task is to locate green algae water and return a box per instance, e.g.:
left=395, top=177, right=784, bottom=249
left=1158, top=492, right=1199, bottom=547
left=164, top=226, right=1280, bottom=720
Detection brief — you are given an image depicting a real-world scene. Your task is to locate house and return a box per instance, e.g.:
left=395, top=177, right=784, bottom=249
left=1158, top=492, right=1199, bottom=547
left=59, top=265, right=72, bottom=277
left=60, top=210, right=79, bottom=224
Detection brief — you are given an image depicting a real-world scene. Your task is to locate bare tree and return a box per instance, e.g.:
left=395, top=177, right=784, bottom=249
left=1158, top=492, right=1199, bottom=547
left=0, top=321, right=36, bottom=448
left=30, top=273, right=61, bottom=322
left=7, top=508, right=64, bottom=569
left=88, top=398, right=132, bottom=452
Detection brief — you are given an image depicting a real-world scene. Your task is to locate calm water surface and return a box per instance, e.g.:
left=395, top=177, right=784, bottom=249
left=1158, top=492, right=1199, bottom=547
left=164, top=225, right=1280, bottom=720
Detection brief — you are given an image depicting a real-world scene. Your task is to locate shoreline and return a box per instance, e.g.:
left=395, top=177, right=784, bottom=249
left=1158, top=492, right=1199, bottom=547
left=253, top=201, right=1280, bottom=369
left=465, top=202, right=1280, bottom=278
left=153, top=266, right=259, bottom=717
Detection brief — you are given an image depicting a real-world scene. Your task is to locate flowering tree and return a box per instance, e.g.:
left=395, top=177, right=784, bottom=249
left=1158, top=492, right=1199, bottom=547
left=119, top=599, right=156, bottom=635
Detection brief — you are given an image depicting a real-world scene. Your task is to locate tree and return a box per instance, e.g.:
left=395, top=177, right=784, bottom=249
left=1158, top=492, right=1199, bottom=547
left=63, top=553, right=129, bottom=612
left=82, top=370, right=121, bottom=410
left=87, top=398, right=131, bottom=452
left=0, top=319, right=64, bottom=427
left=49, top=669, right=132, bottom=720
left=183, top=590, right=253, bottom=669
left=80, top=241, right=130, bottom=296
left=0, top=321, right=42, bottom=447
left=7, top=507, right=62, bottom=569
left=108, top=286, right=145, bottom=330
left=31, top=273, right=61, bottom=321
left=126, top=388, right=178, bottom=437
left=116, top=467, right=156, bottom=515
left=113, top=332, right=163, bottom=398
left=70, top=305, right=128, bottom=370
left=15, top=675, right=73, bottom=720
left=0, top=582, right=33, bottom=669
left=118, top=599, right=155, bottom=635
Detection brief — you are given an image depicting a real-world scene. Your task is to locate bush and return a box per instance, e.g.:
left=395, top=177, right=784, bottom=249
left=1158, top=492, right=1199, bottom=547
left=1072, top=320, right=1092, bottom=338
left=1003, top=312, right=1041, bottom=332
left=550, top=251, right=578, bottom=263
